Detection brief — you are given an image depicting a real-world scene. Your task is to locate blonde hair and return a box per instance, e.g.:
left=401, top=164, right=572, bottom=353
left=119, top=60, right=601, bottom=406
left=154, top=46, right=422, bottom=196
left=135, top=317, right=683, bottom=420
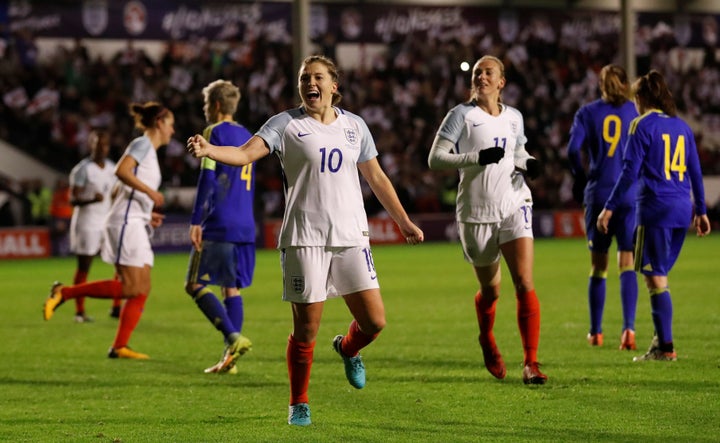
left=202, top=80, right=240, bottom=116
left=599, top=65, right=630, bottom=106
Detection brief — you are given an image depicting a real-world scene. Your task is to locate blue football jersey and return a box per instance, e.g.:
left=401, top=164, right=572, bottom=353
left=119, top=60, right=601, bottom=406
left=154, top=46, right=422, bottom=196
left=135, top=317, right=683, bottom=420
left=605, top=110, right=707, bottom=227
left=567, top=99, right=638, bottom=206
left=190, top=121, right=255, bottom=243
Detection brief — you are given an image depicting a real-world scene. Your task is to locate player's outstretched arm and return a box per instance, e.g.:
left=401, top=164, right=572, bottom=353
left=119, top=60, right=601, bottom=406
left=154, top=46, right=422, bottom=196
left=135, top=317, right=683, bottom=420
left=358, top=158, right=424, bottom=245
left=187, top=134, right=270, bottom=166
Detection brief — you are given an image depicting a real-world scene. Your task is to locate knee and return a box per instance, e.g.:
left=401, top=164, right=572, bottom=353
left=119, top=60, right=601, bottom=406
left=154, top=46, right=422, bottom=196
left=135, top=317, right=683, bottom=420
left=479, top=284, right=501, bottom=300
left=120, top=284, right=139, bottom=298
left=294, top=324, right=320, bottom=343
left=513, top=279, right=534, bottom=295
left=360, top=316, right=386, bottom=336
left=121, top=281, right=150, bottom=297
left=184, top=282, right=198, bottom=297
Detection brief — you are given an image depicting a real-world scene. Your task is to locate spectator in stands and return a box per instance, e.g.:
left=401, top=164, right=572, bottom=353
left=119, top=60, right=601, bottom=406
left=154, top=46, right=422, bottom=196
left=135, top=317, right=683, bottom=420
left=27, top=179, right=51, bottom=226
left=2, top=9, right=719, bottom=218
left=48, top=177, right=73, bottom=256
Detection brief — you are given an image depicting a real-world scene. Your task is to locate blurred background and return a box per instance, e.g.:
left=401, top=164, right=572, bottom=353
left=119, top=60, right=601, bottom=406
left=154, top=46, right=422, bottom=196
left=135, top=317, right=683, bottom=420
left=1, top=0, right=718, bottom=257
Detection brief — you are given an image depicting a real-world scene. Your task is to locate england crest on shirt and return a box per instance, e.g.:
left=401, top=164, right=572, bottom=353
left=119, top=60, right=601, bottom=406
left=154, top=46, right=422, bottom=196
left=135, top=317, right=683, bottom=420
left=344, top=128, right=358, bottom=145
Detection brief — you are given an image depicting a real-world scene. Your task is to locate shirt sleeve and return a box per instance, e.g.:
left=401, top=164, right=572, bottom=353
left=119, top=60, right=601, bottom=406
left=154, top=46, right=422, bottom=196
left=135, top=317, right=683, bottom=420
left=356, top=116, right=379, bottom=163
left=256, top=112, right=293, bottom=154
left=190, top=158, right=215, bottom=225
left=510, top=110, right=533, bottom=170
left=427, top=134, right=479, bottom=169
left=567, top=108, right=587, bottom=178
left=686, top=132, right=707, bottom=215
left=69, top=161, right=87, bottom=188
left=127, top=137, right=151, bottom=163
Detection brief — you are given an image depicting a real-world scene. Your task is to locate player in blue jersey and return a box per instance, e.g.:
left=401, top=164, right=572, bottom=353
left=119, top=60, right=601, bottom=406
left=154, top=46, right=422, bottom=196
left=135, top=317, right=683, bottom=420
left=598, top=70, right=711, bottom=361
left=185, top=80, right=254, bottom=374
left=188, top=55, right=424, bottom=426
left=567, top=65, right=640, bottom=351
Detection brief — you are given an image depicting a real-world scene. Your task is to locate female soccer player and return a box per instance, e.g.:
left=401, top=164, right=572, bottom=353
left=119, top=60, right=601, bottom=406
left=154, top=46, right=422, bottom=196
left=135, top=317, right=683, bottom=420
left=44, top=102, right=174, bottom=360
left=187, top=55, right=423, bottom=426
left=428, top=55, right=546, bottom=385
left=597, top=70, right=711, bottom=361
left=68, top=128, right=121, bottom=322
left=185, top=80, right=254, bottom=374
left=567, top=65, right=640, bottom=350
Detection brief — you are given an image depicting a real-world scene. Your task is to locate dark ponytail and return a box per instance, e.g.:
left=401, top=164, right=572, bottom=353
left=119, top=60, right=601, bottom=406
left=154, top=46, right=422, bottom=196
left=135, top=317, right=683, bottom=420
left=129, top=101, right=170, bottom=130
left=632, top=70, right=677, bottom=117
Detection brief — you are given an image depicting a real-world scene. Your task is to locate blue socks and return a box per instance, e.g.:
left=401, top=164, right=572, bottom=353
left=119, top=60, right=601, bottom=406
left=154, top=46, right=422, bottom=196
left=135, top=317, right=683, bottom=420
left=224, top=295, right=244, bottom=333
left=588, top=276, right=606, bottom=334
left=650, top=288, right=673, bottom=348
left=619, top=270, right=638, bottom=331
left=192, top=287, right=238, bottom=340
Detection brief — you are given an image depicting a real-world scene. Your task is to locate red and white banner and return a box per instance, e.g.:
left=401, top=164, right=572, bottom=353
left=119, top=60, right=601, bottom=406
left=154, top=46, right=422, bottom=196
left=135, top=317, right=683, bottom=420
left=553, top=210, right=586, bottom=238
left=0, top=227, right=51, bottom=259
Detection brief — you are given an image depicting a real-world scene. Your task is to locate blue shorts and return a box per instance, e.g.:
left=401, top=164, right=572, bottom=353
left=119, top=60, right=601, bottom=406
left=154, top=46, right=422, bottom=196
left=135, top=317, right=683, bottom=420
left=585, top=204, right=635, bottom=253
left=634, top=225, right=687, bottom=276
left=187, top=241, right=255, bottom=289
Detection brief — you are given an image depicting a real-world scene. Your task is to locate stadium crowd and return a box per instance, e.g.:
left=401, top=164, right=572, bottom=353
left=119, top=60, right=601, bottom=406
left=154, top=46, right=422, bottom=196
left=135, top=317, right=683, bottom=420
left=1, top=13, right=720, bottom=227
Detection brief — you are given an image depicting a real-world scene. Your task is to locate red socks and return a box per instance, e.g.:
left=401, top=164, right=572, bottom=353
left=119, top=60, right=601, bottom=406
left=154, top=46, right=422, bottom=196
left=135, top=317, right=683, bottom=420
left=340, top=320, right=379, bottom=357
left=287, top=334, right=315, bottom=405
left=516, top=289, right=541, bottom=364
left=61, top=279, right=123, bottom=300
left=474, top=291, right=498, bottom=343
left=73, top=270, right=89, bottom=314
left=112, top=293, right=148, bottom=349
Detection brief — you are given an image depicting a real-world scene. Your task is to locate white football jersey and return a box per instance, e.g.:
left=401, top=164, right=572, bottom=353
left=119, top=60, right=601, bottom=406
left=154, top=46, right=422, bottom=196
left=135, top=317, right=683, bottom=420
left=437, top=101, right=532, bottom=223
left=256, top=107, right=378, bottom=248
left=106, top=135, right=161, bottom=225
left=69, top=157, right=117, bottom=230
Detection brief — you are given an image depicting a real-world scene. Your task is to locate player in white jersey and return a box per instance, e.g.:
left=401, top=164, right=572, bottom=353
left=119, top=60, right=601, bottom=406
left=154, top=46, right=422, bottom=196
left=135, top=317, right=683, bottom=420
left=44, top=102, right=173, bottom=361
left=68, top=128, right=119, bottom=322
left=428, top=55, right=547, bottom=385
left=188, top=55, right=424, bottom=426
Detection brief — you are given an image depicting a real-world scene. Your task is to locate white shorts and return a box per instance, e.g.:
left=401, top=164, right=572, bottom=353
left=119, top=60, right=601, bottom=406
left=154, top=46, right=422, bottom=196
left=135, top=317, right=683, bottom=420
left=459, top=205, right=533, bottom=267
left=101, top=222, right=154, bottom=268
left=70, top=226, right=103, bottom=256
left=280, top=245, right=380, bottom=303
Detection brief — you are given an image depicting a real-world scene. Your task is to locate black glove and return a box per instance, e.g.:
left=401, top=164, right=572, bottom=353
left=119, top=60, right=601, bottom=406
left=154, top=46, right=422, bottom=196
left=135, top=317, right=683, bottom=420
left=525, top=158, right=542, bottom=180
left=572, top=174, right=587, bottom=204
left=477, top=147, right=505, bottom=166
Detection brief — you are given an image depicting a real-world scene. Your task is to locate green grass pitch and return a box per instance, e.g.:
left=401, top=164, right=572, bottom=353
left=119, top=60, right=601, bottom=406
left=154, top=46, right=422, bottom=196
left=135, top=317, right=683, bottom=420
left=1, top=236, right=718, bottom=442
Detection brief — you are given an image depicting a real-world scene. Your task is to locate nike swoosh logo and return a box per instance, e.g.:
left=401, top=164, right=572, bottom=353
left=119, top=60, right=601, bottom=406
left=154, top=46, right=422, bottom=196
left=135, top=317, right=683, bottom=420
left=472, top=122, right=484, bottom=127
left=370, top=274, right=377, bottom=280
left=298, top=132, right=311, bottom=137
